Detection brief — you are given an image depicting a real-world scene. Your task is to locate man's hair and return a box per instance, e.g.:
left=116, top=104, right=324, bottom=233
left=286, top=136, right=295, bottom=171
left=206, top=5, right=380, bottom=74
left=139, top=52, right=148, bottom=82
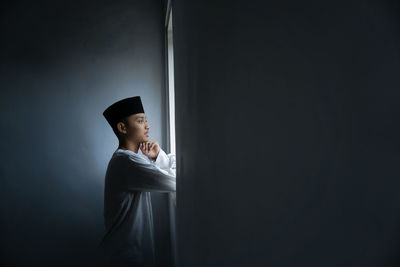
left=113, top=116, right=129, bottom=141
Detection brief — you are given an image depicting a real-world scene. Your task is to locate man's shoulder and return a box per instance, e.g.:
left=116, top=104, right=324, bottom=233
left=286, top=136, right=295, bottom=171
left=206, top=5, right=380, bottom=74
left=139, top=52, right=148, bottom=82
left=105, top=153, right=139, bottom=179
left=110, top=150, right=150, bottom=166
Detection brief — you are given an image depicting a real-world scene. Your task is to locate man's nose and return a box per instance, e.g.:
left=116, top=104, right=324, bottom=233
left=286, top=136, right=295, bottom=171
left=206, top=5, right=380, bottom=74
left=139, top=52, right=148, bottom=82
left=145, top=123, right=150, bottom=129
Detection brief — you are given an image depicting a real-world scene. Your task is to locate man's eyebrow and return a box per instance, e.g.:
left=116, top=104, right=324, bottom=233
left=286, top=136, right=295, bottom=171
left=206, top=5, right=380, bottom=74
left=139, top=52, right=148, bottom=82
left=136, top=115, right=146, bottom=119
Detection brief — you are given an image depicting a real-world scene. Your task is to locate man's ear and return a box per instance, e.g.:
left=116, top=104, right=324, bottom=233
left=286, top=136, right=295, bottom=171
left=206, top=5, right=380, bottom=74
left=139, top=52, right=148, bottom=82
left=117, top=121, right=127, bottom=135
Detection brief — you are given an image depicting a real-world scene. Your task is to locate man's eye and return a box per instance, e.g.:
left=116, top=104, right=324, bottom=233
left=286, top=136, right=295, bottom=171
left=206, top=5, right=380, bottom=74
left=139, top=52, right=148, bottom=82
left=139, top=120, right=143, bottom=123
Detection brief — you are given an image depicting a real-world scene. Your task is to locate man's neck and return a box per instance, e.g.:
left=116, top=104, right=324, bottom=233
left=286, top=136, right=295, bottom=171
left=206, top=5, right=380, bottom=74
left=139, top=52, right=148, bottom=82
left=118, top=140, right=139, bottom=153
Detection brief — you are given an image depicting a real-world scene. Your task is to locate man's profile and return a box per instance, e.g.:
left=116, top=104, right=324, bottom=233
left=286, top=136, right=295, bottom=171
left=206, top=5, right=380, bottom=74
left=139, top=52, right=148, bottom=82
left=98, top=96, right=176, bottom=267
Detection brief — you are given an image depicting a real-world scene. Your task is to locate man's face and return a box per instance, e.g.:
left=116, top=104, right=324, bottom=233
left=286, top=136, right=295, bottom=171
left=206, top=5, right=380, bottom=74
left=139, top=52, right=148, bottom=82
left=118, top=113, right=150, bottom=143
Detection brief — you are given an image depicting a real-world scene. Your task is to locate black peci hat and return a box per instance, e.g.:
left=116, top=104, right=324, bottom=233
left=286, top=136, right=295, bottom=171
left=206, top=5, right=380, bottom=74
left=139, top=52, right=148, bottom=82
left=103, top=96, right=145, bottom=130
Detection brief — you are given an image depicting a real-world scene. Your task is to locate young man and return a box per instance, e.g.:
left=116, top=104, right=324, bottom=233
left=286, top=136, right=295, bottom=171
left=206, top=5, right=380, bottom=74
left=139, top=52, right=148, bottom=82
left=99, top=96, right=176, bottom=267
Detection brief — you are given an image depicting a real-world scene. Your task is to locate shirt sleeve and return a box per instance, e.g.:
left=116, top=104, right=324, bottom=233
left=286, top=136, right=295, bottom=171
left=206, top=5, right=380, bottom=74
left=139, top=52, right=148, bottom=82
left=152, top=148, right=170, bottom=169
left=114, top=154, right=176, bottom=193
left=150, top=148, right=176, bottom=177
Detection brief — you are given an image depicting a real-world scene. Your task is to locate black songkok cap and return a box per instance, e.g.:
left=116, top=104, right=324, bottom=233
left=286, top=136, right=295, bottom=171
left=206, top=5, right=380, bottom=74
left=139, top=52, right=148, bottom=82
left=103, top=96, right=145, bottom=129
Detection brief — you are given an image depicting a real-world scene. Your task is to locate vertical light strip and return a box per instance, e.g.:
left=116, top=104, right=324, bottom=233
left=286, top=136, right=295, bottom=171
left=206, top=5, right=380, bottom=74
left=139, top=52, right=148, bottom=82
left=167, top=11, right=176, bottom=155
left=166, top=9, right=177, bottom=267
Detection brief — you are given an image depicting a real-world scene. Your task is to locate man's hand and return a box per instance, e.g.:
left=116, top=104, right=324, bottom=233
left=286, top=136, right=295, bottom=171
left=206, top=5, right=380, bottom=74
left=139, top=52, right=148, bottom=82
left=140, top=141, right=160, bottom=160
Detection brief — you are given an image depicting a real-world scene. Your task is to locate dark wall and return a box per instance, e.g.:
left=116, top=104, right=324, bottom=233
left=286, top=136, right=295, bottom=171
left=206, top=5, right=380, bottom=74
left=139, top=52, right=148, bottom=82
left=173, top=1, right=400, bottom=266
left=0, top=1, right=172, bottom=266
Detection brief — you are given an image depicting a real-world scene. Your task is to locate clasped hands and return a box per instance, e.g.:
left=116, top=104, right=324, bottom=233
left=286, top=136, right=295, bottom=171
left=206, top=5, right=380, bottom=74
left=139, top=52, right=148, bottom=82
left=140, top=141, right=160, bottom=160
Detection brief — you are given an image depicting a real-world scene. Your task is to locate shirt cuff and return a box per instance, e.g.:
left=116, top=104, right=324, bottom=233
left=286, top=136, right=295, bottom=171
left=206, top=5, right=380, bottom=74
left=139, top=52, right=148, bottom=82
left=153, top=148, right=170, bottom=169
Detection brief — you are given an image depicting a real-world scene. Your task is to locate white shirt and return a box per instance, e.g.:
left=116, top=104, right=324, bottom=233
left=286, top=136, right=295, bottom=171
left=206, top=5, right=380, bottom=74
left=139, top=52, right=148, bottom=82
left=99, top=147, right=176, bottom=266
